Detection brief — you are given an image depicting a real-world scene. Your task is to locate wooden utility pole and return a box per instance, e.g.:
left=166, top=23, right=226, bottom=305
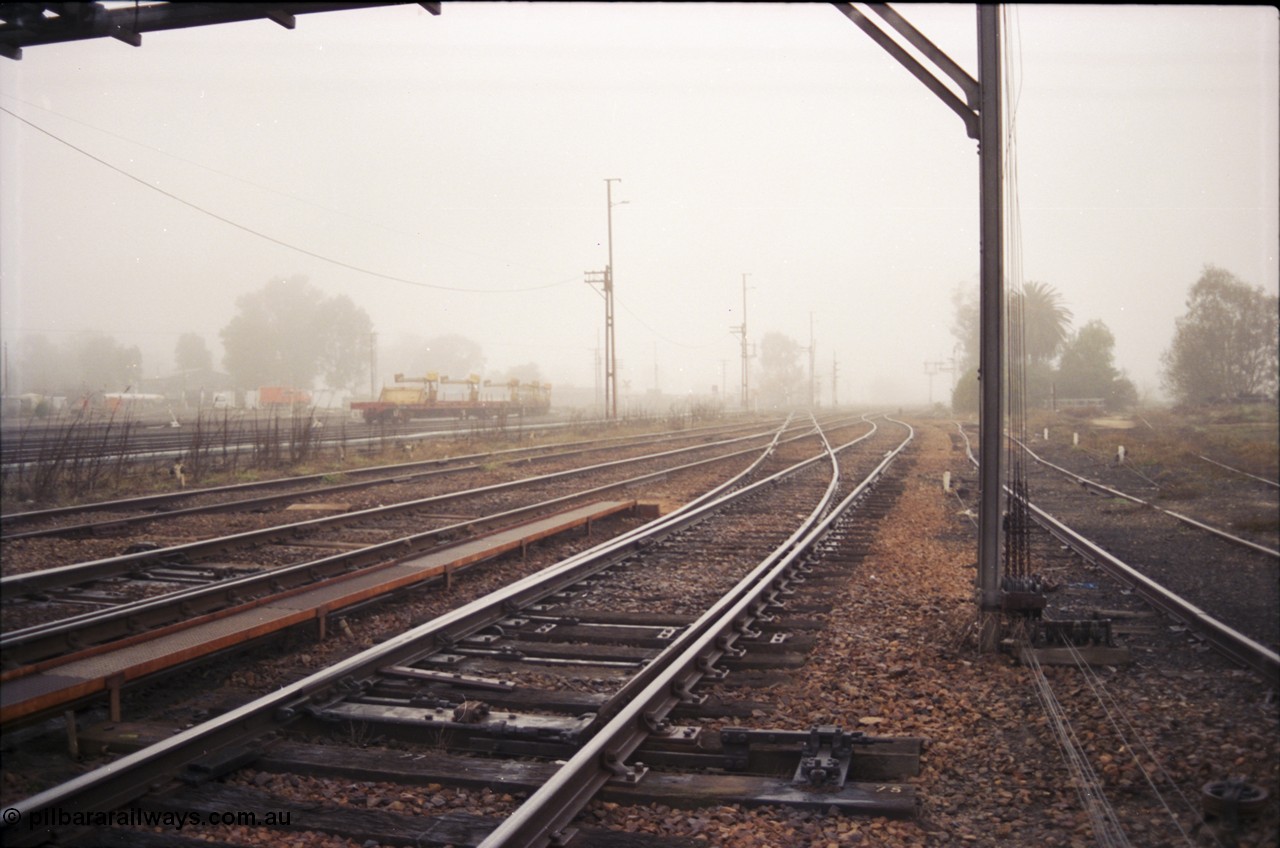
left=831, top=352, right=839, bottom=408
left=604, top=178, right=622, bottom=420
left=808, top=312, right=817, bottom=408
left=730, top=274, right=751, bottom=410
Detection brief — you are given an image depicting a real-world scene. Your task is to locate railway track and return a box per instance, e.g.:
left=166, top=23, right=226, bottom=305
left=2, top=414, right=1275, bottom=847
left=0, top=407, right=627, bottom=470
left=1, top=419, right=807, bottom=598
left=0, top=409, right=436, bottom=469
left=956, top=423, right=1279, bottom=684
left=1, top=417, right=784, bottom=537
left=2, top=414, right=919, bottom=847
left=4, top=417, right=857, bottom=725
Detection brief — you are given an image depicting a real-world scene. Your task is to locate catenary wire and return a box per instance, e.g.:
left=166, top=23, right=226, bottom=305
left=0, top=106, right=580, bottom=296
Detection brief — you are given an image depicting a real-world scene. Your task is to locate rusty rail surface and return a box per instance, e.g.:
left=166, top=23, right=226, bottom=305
left=956, top=422, right=1280, bottom=687
left=1, top=416, right=788, bottom=535
left=1, top=414, right=900, bottom=847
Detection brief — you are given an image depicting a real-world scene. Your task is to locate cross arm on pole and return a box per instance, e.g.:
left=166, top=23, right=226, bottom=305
left=832, top=3, right=980, bottom=140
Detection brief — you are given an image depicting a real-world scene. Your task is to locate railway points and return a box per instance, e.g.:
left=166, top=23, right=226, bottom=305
left=0, top=412, right=1275, bottom=847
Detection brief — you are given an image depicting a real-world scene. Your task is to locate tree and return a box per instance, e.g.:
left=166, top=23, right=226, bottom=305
left=313, top=295, right=373, bottom=392
left=949, top=280, right=1073, bottom=412
left=76, top=335, right=141, bottom=392
left=1012, top=281, right=1073, bottom=365
left=757, top=332, right=804, bottom=409
left=1010, top=280, right=1073, bottom=407
left=950, top=284, right=979, bottom=370
left=949, top=284, right=980, bottom=413
left=1055, top=320, right=1137, bottom=409
left=17, top=335, right=67, bottom=395
left=1161, top=266, right=1279, bottom=403
left=220, top=276, right=374, bottom=391
left=174, top=332, right=213, bottom=373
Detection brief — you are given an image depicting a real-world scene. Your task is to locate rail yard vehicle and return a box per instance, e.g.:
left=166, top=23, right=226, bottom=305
left=350, top=372, right=551, bottom=422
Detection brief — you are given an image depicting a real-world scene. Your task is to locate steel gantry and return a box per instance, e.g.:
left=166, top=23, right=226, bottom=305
left=0, top=2, right=438, bottom=60
left=835, top=3, right=1005, bottom=645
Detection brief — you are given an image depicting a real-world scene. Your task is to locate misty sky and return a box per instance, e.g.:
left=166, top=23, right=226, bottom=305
left=1, top=3, right=1276, bottom=406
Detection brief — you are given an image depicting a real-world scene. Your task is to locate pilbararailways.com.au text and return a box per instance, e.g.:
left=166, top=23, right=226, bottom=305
left=16, top=807, right=292, bottom=830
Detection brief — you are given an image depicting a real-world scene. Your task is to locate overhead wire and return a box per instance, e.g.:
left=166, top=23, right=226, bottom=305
left=0, top=93, right=585, bottom=279
left=1023, top=638, right=1134, bottom=847
left=1002, top=5, right=1033, bottom=582
left=1000, top=10, right=1129, bottom=843
left=998, top=12, right=1172, bottom=846
left=0, top=105, right=580, bottom=295
left=614, top=295, right=721, bottom=351
left=1062, top=640, right=1211, bottom=847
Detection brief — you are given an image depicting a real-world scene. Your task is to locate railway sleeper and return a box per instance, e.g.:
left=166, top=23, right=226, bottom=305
left=119, top=779, right=869, bottom=848
left=246, top=736, right=919, bottom=817
left=363, top=680, right=773, bottom=723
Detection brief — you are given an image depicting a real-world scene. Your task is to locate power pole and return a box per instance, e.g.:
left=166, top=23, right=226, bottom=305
left=808, top=312, right=817, bottom=408
left=604, top=178, right=622, bottom=420
left=831, top=352, right=839, bottom=408
left=923, top=359, right=955, bottom=405
left=729, top=274, right=752, bottom=411
left=585, top=267, right=609, bottom=412
left=594, top=331, right=602, bottom=416
left=368, top=331, right=378, bottom=400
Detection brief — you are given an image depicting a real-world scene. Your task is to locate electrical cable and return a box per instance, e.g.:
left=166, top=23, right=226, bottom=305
left=1002, top=6, right=1033, bottom=582
left=1063, top=641, right=1211, bottom=847
left=0, top=106, right=579, bottom=295
left=614, top=294, right=719, bottom=351
left=1023, top=636, right=1133, bottom=847
left=0, top=93, right=584, bottom=278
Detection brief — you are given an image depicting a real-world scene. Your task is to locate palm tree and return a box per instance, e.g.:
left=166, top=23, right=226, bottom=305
left=1012, top=280, right=1072, bottom=365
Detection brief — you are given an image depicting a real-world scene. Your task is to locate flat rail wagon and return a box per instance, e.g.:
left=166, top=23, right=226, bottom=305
left=350, top=373, right=550, bottom=423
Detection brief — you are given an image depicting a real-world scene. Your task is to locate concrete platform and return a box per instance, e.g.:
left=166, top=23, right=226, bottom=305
left=0, top=500, right=634, bottom=725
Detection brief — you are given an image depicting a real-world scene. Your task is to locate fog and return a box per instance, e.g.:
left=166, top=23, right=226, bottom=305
left=2, top=4, right=1276, bottom=409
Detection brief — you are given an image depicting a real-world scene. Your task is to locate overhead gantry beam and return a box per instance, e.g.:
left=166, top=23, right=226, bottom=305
left=833, top=3, right=979, bottom=139
left=0, top=2, right=439, bottom=60
left=835, top=3, right=1005, bottom=641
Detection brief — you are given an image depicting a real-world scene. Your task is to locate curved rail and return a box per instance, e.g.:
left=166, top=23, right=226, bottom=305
left=0, top=423, right=809, bottom=597
left=956, top=422, right=1280, bottom=686
left=0, top=418, right=819, bottom=666
left=1, top=416, right=792, bottom=534
left=0, top=415, right=889, bottom=847
left=480, top=415, right=913, bottom=847
left=1014, top=437, right=1278, bottom=559
left=1197, top=454, right=1280, bottom=490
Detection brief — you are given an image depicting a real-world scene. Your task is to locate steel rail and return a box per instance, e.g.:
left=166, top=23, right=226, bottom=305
left=955, top=423, right=1280, bottom=686
left=582, top=415, right=880, bottom=734
left=0, top=415, right=866, bottom=846
left=0, top=416, right=793, bottom=531
left=0, top=410, right=589, bottom=469
left=0, top=423, right=815, bottom=597
left=0, top=417, right=828, bottom=664
left=1014, top=437, right=1279, bottom=560
left=0, top=419, right=800, bottom=542
left=1024, top=499, right=1279, bottom=688
left=479, top=416, right=913, bottom=847
left=1196, top=454, right=1280, bottom=490
left=0, top=414, right=588, bottom=472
